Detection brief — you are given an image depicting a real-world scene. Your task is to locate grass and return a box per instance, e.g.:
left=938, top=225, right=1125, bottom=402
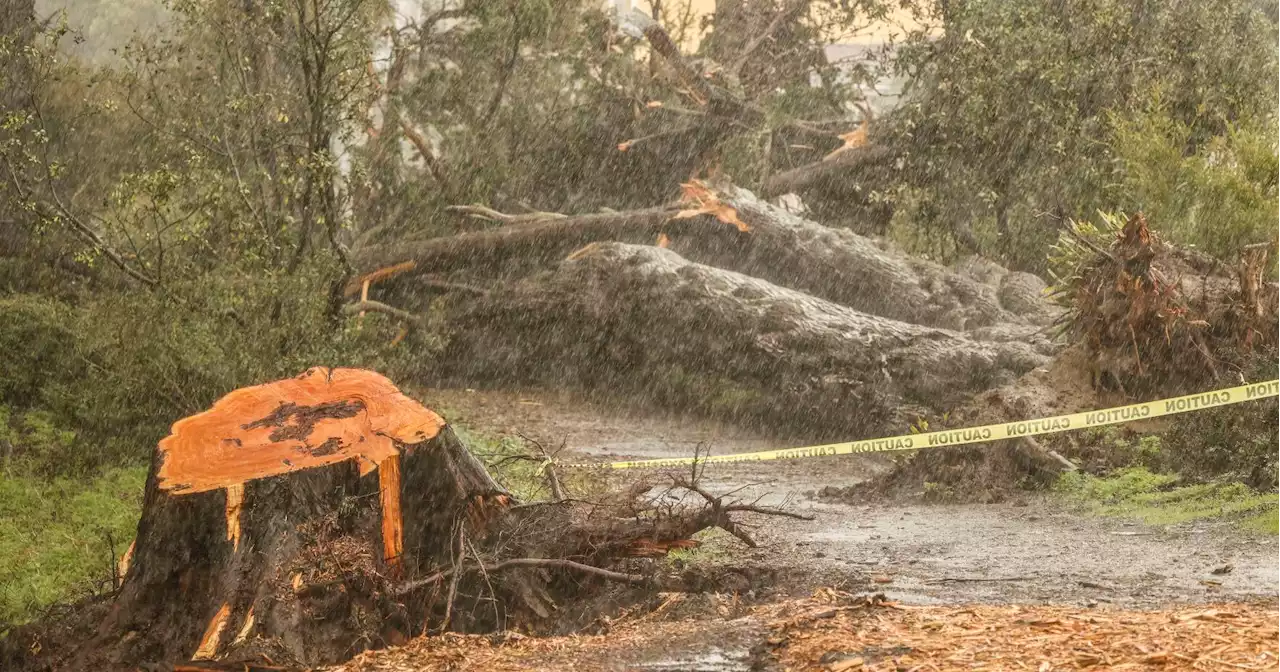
left=666, top=527, right=736, bottom=566
left=0, top=466, right=147, bottom=626
left=1055, top=467, right=1279, bottom=533
left=453, top=425, right=607, bottom=503
left=453, top=426, right=551, bottom=501
left=0, top=420, right=589, bottom=628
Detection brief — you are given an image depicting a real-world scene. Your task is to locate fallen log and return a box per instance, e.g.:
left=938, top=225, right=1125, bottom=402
left=762, top=143, right=894, bottom=201
left=357, top=184, right=1050, bottom=330
left=432, top=242, right=1049, bottom=439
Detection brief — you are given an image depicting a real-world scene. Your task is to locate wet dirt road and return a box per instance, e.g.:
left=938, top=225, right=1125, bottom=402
left=421, top=387, right=1279, bottom=609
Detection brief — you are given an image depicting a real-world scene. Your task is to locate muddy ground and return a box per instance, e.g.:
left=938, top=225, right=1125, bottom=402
left=421, top=387, right=1278, bottom=609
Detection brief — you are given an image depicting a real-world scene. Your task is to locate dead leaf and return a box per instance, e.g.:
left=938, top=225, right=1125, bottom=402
left=646, top=100, right=663, bottom=108
left=617, top=140, right=634, bottom=152
left=872, top=574, right=894, bottom=584
left=656, top=233, right=671, bottom=248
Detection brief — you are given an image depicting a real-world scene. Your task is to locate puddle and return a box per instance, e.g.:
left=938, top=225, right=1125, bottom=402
left=635, top=646, right=752, bottom=672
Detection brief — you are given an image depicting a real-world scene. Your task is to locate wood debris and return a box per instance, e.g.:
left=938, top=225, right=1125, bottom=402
left=769, top=597, right=1280, bottom=672
left=326, top=592, right=1279, bottom=671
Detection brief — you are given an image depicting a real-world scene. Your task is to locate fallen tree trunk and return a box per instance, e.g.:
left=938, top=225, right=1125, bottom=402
left=356, top=184, right=1051, bottom=331
left=762, top=143, right=895, bottom=201
left=430, top=242, right=1049, bottom=440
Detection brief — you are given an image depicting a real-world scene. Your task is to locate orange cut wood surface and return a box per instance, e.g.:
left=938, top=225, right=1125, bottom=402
left=156, top=367, right=445, bottom=494
left=378, top=454, right=404, bottom=569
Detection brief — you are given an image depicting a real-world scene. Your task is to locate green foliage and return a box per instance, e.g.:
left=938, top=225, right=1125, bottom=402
left=0, top=296, right=80, bottom=409
left=0, top=407, right=77, bottom=476
left=1159, top=398, right=1279, bottom=492
left=885, top=0, right=1278, bottom=270
left=0, top=466, right=147, bottom=625
left=1056, top=466, right=1278, bottom=532
left=1, top=2, right=429, bottom=475
left=1045, top=210, right=1125, bottom=289
left=665, top=528, right=735, bottom=566
left=1110, top=104, right=1279, bottom=261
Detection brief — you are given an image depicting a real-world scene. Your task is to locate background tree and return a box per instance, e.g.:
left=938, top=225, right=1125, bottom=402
left=854, top=0, right=1278, bottom=270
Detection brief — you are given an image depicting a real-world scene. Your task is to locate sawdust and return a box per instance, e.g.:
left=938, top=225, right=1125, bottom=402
left=767, top=591, right=1279, bottom=671
left=327, top=590, right=1279, bottom=671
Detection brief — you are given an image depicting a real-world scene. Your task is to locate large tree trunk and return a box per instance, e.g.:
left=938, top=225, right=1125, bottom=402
left=18, top=368, right=799, bottom=670
left=357, top=185, right=1051, bottom=331
left=70, top=368, right=510, bottom=669
left=429, top=242, right=1049, bottom=440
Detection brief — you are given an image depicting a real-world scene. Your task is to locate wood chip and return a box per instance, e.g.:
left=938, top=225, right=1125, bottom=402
left=326, top=596, right=1280, bottom=672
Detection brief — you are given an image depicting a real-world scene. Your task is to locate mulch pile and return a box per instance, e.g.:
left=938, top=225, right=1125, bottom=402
left=329, top=589, right=1279, bottom=671
left=768, top=591, right=1279, bottom=671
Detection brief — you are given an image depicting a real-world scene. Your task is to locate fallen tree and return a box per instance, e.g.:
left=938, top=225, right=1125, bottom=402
left=355, top=183, right=1055, bottom=331
left=429, top=242, right=1049, bottom=440
left=3, top=368, right=805, bottom=670
left=847, top=214, right=1280, bottom=500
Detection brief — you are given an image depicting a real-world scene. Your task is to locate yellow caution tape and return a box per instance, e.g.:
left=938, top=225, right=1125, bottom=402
left=572, top=380, right=1280, bottom=470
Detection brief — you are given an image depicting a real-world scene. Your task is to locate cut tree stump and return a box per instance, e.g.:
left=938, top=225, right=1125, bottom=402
left=6, top=369, right=846, bottom=671
left=74, top=367, right=508, bottom=669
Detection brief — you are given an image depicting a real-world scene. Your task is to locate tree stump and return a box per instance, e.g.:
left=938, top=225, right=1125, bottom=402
left=77, top=367, right=508, bottom=668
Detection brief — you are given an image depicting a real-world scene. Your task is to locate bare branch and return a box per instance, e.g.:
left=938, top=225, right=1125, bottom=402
left=341, top=300, right=423, bottom=325
left=723, top=503, right=815, bottom=521
left=729, top=0, right=808, bottom=78
left=395, top=557, right=649, bottom=597
left=446, top=204, right=567, bottom=225
left=480, top=18, right=522, bottom=128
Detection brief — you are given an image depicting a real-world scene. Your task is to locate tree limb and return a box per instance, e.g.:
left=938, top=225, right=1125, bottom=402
left=480, top=19, right=522, bottom=128
left=446, top=204, right=567, bottom=225
left=354, top=206, right=675, bottom=273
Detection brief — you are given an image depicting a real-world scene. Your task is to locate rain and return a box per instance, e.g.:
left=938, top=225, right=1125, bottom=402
left=1, top=0, right=1277, bottom=669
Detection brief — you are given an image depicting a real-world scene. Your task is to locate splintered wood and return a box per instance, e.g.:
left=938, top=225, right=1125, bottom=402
left=327, top=596, right=1279, bottom=671
left=190, top=603, right=232, bottom=661
left=673, top=180, right=751, bottom=232
left=379, top=453, right=404, bottom=570
left=225, top=483, right=244, bottom=550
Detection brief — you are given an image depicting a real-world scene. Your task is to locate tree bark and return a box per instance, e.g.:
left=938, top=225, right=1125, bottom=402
left=431, top=242, right=1049, bottom=440
left=23, top=368, right=805, bottom=670
left=357, top=185, right=1050, bottom=331
left=71, top=368, right=509, bottom=669
left=761, top=144, right=895, bottom=200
